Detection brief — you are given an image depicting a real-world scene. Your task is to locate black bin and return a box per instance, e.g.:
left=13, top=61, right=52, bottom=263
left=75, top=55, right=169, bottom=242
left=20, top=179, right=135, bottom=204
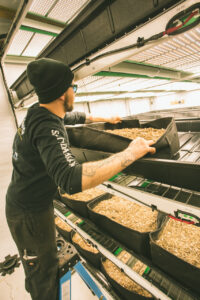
left=60, top=189, right=106, bottom=218
left=54, top=216, right=72, bottom=242
left=71, top=231, right=101, bottom=269
left=101, top=258, right=153, bottom=300
left=66, top=117, right=179, bottom=156
left=150, top=219, right=200, bottom=294
left=88, top=193, right=165, bottom=258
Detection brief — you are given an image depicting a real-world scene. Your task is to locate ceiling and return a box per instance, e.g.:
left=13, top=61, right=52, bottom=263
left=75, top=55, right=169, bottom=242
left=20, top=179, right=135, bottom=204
left=1, top=0, right=200, bottom=104
left=0, top=0, right=22, bottom=55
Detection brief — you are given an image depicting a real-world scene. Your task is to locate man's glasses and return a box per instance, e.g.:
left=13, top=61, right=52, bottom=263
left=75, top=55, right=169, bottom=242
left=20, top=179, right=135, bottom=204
left=70, top=84, right=78, bottom=93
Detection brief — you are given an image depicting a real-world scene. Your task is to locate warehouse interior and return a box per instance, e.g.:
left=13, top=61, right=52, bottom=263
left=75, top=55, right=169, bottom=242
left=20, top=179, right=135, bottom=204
left=0, top=0, right=200, bottom=299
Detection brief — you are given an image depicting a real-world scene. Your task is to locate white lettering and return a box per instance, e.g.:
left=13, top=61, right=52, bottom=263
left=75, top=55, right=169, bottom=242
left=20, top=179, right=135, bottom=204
left=51, top=130, right=59, bottom=137
left=51, top=129, right=76, bottom=167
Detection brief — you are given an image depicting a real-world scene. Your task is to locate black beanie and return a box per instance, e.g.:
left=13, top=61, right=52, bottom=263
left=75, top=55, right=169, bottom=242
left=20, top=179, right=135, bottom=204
left=27, top=58, right=74, bottom=103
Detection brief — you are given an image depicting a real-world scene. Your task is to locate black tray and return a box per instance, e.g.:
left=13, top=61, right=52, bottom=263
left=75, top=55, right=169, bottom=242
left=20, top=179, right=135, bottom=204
left=150, top=219, right=200, bottom=294
left=67, top=117, right=179, bottom=156
left=88, top=193, right=165, bottom=258
left=101, top=258, right=153, bottom=300
left=60, top=191, right=107, bottom=218
left=71, top=231, right=101, bottom=269
left=54, top=216, right=72, bottom=242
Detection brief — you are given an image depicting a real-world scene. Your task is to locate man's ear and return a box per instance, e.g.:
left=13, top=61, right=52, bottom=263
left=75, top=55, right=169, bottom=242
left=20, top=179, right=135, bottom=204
left=59, top=93, right=65, bottom=102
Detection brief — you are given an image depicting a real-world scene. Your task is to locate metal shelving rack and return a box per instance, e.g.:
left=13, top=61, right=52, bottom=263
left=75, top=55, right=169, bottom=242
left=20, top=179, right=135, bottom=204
left=99, top=173, right=200, bottom=225
left=54, top=199, right=199, bottom=300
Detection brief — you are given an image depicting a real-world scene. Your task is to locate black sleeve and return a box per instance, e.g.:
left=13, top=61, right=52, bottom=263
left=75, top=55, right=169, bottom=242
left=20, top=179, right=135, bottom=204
left=32, top=120, right=82, bottom=194
left=64, top=111, right=86, bottom=125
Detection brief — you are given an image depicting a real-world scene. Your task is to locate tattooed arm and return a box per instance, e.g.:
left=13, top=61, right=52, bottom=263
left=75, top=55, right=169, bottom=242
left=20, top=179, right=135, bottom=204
left=82, top=137, right=156, bottom=190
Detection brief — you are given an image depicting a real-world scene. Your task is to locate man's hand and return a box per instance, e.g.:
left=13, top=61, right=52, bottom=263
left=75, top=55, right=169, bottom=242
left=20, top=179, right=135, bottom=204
left=127, top=137, right=156, bottom=161
left=106, top=116, right=121, bottom=124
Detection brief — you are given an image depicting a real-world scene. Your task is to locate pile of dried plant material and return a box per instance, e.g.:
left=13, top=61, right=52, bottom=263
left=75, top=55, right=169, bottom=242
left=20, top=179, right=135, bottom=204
left=105, top=128, right=165, bottom=143
left=61, top=187, right=105, bottom=201
left=156, top=218, right=200, bottom=268
left=55, top=217, right=72, bottom=232
left=103, top=259, right=152, bottom=297
left=72, top=232, right=99, bottom=254
left=93, top=196, right=158, bottom=232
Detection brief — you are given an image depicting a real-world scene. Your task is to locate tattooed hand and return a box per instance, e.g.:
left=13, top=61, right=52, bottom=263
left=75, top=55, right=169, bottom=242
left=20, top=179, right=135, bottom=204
left=127, top=137, right=156, bottom=161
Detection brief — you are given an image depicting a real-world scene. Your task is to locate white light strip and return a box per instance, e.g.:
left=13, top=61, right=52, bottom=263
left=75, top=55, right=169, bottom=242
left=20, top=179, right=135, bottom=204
left=29, top=0, right=55, bottom=16
left=7, top=30, right=33, bottom=55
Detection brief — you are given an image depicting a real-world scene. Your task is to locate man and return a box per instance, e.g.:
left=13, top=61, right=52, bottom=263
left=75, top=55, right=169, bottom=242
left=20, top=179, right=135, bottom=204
left=6, top=58, right=155, bottom=300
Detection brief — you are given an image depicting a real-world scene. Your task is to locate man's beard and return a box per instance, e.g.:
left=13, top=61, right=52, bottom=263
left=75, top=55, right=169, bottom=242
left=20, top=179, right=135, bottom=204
left=64, top=95, right=73, bottom=112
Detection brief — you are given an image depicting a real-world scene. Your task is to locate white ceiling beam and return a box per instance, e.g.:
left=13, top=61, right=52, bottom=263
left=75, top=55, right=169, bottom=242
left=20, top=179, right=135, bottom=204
left=22, top=17, right=62, bottom=35
left=4, top=55, right=34, bottom=64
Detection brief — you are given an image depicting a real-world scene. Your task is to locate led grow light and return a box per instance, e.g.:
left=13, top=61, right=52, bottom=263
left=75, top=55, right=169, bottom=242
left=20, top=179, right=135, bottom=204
left=22, top=33, right=53, bottom=57
left=48, top=0, right=89, bottom=23
left=29, top=0, right=55, bottom=16
left=7, top=30, right=33, bottom=55
left=128, top=26, right=200, bottom=71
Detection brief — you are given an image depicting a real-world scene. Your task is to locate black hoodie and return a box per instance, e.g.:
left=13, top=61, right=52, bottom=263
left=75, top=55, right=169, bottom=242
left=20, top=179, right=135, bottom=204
left=6, top=103, right=86, bottom=213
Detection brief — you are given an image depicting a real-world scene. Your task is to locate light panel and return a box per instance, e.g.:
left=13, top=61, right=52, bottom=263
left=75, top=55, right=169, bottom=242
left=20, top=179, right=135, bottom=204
left=150, top=82, right=200, bottom=91
left=78, top=76, right=124, bottom=92
left=22, top=33, right=53, bottom=57
left=29, top=0, right=56, bottom=16
left=48, top=0, right=89, bottom=23
left=7, top=30, right=33, bottom=55
left=128, top=26, right=200, bottom=72
left=77, top=75, right=171, bottom=93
